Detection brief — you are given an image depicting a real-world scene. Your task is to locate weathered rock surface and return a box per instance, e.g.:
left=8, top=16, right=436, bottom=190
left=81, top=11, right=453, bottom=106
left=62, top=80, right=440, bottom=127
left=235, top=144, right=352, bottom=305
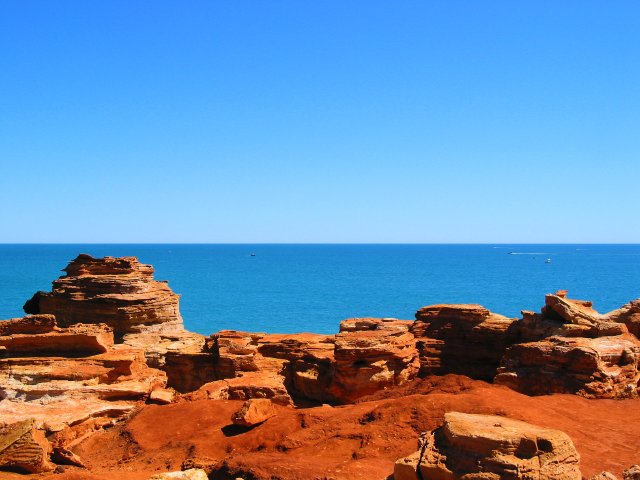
left=518, top=291, right=628, bottom=341
left=231, top=398, right=277, bottom=426
left=0, top=315, right=167, bottom=431
left=394, top=412, right=581, bottom=480
left=624, top=465, right=640, bottom=480
left=148, top=469, right=209, bottom=480
left=330, top=318, right=419, bottom=403
left=495, top=334, right=640, bottom=398
left=0, top=418, right=54, bottom=473
left=24, top=254, right=184, bottom=337
left=410, top=304, right=519, bottom=380
left=0, top=315, right=113, bottom=357
left=605, top=300, right=640, bottom=338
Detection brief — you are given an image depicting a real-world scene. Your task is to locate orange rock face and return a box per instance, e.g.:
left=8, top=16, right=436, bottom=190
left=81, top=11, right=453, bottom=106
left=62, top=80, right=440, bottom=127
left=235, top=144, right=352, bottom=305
left=0, top=315, right=167, bottom=432
left=495, top=334, right=640, bottom=398
left=231, top=398, right=278, bottom=426
left=410, top=304, right=519, bottom=380
left=24, top=254, right=184, bottom=337
left=329, top=318, right=419, bottom=403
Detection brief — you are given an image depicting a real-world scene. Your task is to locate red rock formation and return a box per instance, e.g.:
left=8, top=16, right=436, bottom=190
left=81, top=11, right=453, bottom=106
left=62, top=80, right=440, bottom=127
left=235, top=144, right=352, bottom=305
left=0, top=315, right=167, bottom=432
left=604, top=300, right=640, bottom=338
left=24, top=254, right=184, bottom=337
left=329, top=318, right=419, bottom=403
left=395, top=412, right=582, bottom=480
left=518, top=291, right=628, bottom=341
left=410, top=304, right=518, bottom=380
left=495, top=334, right=640, bottom=398
left=0, top=315, right=113, bottom=357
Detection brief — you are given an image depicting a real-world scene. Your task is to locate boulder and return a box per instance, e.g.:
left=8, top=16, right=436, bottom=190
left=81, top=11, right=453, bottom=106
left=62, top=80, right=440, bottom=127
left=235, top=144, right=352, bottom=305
left=329, top=318, right=419, bottom=403
left=394, top=412, right=581, bottom=480
left=410, top=304, right=518, bottom=380
left=231, top=398, right=277, bottom=426
left=495, top=335, right=640, bottom=398
left=0, top=418, right=55, bottom=473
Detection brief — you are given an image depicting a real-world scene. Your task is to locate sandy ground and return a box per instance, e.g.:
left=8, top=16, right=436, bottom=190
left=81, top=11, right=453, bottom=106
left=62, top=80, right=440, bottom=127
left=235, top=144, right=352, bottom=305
left=7, top=375, right=640, bottom=480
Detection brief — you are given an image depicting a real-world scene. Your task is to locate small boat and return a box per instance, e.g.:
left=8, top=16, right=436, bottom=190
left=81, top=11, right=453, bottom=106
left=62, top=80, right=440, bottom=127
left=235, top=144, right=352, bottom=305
left=250, top=253, right=256, bottom=257
left=545, top=258, right=551, bottom=264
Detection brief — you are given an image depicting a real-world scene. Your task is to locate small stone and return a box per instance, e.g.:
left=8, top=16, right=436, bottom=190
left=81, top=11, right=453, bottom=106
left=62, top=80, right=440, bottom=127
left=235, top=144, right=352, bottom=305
left=231, top=398, right=277, bottom=427
left=149, top=388, right=175, bottom=405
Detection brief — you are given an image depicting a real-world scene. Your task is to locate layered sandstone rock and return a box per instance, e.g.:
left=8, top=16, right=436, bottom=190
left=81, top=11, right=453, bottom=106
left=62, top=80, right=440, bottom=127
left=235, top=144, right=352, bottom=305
left=518, top=291, right=628, bottom=341
left=0, top=315, right=167, bottom=430
left=202, top=330, right=336, bottom=404
left=495, top=335, right=640, bottom=398
left=330, top=318, right=419, bottom=403
left=604, top=300, right=640, bottom=338
left=410, top=304, right=518, bottom=380
left=24, top=254, right=184, bottom=337
left=394, top=412, right=581, bottom=480
left=0, top=314, right=112, bottom=357
left=0, top=418, right=54, bottom=473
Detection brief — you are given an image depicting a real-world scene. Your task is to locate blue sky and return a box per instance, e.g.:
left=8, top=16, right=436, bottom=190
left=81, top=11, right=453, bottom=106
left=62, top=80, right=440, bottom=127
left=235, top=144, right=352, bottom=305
left=1, top=1, right=638, bottom=243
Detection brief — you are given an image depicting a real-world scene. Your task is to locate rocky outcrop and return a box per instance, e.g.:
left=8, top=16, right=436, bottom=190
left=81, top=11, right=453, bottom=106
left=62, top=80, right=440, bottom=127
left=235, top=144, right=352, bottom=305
left=518, top=291, right=628, bottom=341
left=0, top=314, right=112, bottom=357
left=329, top=318, right=419, bottom=403
left=394, top=412, right=581, bottom=480
left=0, top=315, right=167, bottom=431
left=495, top=335, right=640, bottom=398
left=410, top=304, right=518, bottom=380
left=24, top=254, right=184, bottom=337
left=203, top=330, right=336, bottom=404
left=0, top=418, right=54, bottom=473
left=605, top=300, right=640, bottom=338
left=231, top=398, right=277, bottom=426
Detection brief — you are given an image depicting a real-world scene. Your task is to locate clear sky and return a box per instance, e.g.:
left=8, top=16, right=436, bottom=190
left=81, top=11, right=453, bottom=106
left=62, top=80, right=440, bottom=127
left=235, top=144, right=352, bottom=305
left=1, top=1, right=638, bottom=243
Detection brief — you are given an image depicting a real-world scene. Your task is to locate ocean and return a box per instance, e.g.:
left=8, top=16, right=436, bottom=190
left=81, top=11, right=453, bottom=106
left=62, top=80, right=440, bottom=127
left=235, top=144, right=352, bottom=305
left=0, top=244, right=638, bottom=335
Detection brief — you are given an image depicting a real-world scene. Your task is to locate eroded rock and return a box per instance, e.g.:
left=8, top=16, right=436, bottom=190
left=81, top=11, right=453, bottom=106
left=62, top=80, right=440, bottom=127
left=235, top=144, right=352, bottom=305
left=0, top=418, right=54, bottom=473
left=24, top=254, right=184, bottom=337
left=394, top=412, right=581, bottom=480
left=330, top=318, right=419, bottom=403
left=495, top=334, right=640, bottom=398
left=410, top=304, right=519, bottom=380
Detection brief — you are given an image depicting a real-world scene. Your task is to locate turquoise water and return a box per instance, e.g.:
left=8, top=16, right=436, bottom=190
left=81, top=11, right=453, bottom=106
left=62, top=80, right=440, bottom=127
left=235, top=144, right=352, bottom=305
left=0, top=244, right=638, bottom=335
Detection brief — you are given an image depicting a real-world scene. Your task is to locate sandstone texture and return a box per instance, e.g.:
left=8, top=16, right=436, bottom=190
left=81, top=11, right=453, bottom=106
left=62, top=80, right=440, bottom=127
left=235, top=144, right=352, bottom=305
left=0, top=419, right=54, bottom=473
left=148, top=469, right=208, bottom=480
left=0, top=315, right=167, bottom=431
left=24, top=254, right=185, bottom=337
left=330, top=318, right=419, bottom=403
left=395, top=412, right=581, bottom=480
left=411, top=304, right=518, bottom=380
left=231, top=398, right=277, bottom=426
left=495, top=335, right=640, bottom=398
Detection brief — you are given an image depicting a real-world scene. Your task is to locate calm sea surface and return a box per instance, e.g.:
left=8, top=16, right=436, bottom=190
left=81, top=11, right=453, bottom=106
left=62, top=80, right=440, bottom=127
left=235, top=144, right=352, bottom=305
left=0, top=244, right=638, bottom=335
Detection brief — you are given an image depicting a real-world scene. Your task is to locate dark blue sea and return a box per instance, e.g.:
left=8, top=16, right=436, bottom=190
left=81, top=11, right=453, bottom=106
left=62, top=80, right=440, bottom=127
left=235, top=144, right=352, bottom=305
left=0, top=244, right=638, bottom=335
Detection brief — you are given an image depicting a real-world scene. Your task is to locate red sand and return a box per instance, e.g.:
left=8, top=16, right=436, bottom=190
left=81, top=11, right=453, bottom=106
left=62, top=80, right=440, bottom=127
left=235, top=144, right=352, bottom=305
left=13, top=375, right=637, bottom=480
